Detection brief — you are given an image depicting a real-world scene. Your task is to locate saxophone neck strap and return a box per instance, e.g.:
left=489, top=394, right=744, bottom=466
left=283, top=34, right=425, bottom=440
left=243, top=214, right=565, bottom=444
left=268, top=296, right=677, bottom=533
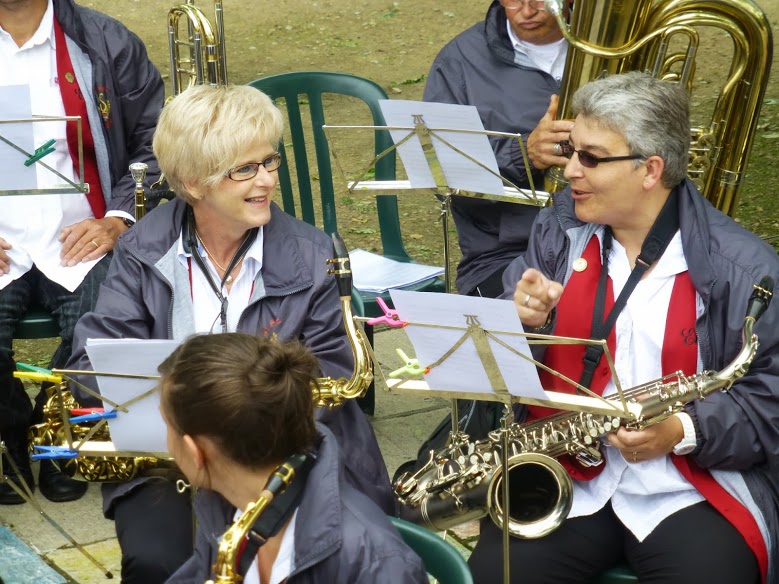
left=236, top=448, right=317, bottom=577
left=579, top=188, right=681, bottom=389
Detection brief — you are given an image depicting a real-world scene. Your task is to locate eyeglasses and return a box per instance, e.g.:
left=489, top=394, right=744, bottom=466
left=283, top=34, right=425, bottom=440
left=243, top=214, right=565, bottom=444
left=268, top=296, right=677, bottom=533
left=502, top=0, right=548, bottom=11
left=225, top=153, right=282, bottom=181
left=559, top=140, right=644, bottom=169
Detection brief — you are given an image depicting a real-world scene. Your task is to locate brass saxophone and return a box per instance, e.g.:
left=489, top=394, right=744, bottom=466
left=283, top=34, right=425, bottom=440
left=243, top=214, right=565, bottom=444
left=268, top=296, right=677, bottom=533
left=23, top=232, right=372, bottom=481
left=206, top=454, right=306, bottom=584
left=395, top=277, right=774, bottom=539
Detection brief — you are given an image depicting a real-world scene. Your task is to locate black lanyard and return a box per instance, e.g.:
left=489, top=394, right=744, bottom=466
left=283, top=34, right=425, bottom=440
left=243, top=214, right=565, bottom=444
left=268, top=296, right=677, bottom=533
left=579, top=189, right=680, bottom=389
left=182, top=206, right=258, bottom=333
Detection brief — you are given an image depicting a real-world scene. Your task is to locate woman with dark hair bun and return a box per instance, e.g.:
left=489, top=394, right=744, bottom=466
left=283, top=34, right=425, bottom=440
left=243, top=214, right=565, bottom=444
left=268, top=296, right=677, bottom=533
left=160, top=333, right=427, bottom=584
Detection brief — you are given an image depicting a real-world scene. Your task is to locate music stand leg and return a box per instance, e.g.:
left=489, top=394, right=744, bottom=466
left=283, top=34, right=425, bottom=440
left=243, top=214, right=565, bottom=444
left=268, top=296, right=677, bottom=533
left=0, top=440, right=114, bottom=579
left=500, top=406, right=512, bottom=584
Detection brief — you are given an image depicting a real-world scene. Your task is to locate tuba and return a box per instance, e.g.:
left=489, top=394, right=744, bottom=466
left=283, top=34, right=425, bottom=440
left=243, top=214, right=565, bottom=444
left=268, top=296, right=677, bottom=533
left=168, top=0, right=228, bottom=96
left=23, top=233, right=372, bottom=482
left=544, top=0, right=773, bottom=217
left=395, top=277, right=773, bottom=538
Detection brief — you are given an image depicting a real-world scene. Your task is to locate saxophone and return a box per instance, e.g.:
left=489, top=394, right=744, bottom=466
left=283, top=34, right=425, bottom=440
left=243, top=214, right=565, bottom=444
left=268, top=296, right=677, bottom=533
left=22, top=232, right=372, bottom=481
left=206, top=454, right=307, bottom=584
left=395, top=276, right=774, bottom=539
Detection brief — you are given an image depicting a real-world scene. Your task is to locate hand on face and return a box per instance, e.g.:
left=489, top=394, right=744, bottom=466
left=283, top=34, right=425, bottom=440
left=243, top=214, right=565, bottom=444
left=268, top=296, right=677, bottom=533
left=514, top=268, right=563, bottom=328
left=527, top=95, right=574, bottom=170
left=608, top=416, right=684, bottom=463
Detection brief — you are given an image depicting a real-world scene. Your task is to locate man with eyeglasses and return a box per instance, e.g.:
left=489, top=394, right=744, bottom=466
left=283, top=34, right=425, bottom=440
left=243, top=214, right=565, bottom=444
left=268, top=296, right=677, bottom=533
left=403, top=0, right=573, bottom=474
left=0, top=0, right=163, bottom=507
left=468, top=72, right=779, bottom=584
left=65, top=85, right=394, bottom=584
left=424, top=0, right=572, bottom=300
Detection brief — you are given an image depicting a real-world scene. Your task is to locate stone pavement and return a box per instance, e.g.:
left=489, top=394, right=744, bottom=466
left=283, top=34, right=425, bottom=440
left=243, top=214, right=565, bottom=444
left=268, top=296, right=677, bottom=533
left=0, top=327, right=474, bottom=583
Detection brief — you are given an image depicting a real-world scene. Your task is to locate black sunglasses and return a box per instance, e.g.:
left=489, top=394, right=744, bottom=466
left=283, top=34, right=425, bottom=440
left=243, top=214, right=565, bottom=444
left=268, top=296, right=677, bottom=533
left=559, top=140, right=644, bottom=169
left=225, top=153, right=283, bottom=181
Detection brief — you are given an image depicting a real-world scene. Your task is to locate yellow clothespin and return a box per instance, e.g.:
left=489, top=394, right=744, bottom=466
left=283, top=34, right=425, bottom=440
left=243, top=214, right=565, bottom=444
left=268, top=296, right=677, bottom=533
left=389, top=348, right=425, bottom=378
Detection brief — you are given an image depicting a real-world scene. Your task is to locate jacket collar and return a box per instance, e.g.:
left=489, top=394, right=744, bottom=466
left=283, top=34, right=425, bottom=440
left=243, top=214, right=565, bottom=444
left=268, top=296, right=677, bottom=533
left=289, top=425, right=345, bottom=573
left=484, top=0, right=517, bottom=66
left=553, top=178, right=718, bottom=303
left=122, top=197, right=315, bottom=298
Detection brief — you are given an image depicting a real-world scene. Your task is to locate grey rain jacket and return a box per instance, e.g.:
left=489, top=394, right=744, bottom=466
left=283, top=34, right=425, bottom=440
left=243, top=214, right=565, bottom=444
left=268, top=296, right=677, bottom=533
left=166, top=424, right=428, bottom=584
left=54, top=0, right=164, bottom=212
left=423, top=0, right=561, bottom=294
left=68, top=197, right=394, bottom=516
left=502, top=179, right=779, bottom=582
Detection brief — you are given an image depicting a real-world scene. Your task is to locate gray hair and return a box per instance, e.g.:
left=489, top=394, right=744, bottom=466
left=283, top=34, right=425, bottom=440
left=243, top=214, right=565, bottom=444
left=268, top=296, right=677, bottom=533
left=153, top=85, right=284, bottom=203
left=570, top=71, right=690, bottom=188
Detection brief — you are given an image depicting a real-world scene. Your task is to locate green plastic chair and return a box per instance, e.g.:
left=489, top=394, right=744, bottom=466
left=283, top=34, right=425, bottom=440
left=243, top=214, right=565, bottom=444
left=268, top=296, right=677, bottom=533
left=13, top=304, right=59, bottom=340
left=593, top=564, right=639, bottom=584
left=390, top=516, right=473, bottom=584
left=246, top=71, right=446, bottom=320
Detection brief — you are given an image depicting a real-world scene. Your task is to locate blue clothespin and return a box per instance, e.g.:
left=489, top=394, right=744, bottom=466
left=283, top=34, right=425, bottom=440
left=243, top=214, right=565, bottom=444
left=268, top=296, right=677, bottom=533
left=24, top=139, right=56, bottom=167
left=31, top=445, right=79, bottom=461
left=389, top=348, right=426, bottom=378
left=69, top=410, right=117, bottom=424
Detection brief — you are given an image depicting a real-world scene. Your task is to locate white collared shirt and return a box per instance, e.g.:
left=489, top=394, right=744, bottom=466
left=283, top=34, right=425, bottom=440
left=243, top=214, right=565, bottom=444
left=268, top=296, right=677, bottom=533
left=568, top=231, right=706, bottom=541
left=0, top=0, right=108, bottom=292
left=238, top=508, right=297, bottom=584
left=176, top=228, right=264, bottom=333
left=506, top=20, right=568, bottom=81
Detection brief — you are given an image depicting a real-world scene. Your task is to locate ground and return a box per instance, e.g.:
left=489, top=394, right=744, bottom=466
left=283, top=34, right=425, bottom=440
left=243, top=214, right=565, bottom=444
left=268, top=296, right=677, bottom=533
left=12, top=0, right=779, bottom=463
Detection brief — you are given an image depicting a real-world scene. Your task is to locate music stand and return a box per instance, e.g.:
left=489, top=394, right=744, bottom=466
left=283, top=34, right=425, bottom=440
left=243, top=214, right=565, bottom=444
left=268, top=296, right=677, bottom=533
left=0, top=115, right=89, bottom=197
left=374, top=290, right=638, bottom=584
left=323, top=100, right=552, bottom=445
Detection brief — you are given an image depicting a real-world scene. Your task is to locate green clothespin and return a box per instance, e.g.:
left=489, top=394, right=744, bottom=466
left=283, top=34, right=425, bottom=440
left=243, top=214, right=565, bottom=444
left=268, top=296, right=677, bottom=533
left=24, top=139, right=56, bottom=167
left=389, top=348, right=426, bottom=379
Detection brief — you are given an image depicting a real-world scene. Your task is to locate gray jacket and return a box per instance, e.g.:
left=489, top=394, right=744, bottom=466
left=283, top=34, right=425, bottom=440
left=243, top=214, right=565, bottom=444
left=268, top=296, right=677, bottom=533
left=166, top=424, right=428, bottom=584
left=54, top=0, right=164, bottom=212
left=68, top=197, right=394, bottom=515
left=423, top=0, right=560, bottom=294
left=503, top=179, right=779, bottom=581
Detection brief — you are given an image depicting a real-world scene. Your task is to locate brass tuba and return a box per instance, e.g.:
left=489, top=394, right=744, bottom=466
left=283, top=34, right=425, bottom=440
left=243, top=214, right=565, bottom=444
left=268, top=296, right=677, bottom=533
left=168, top=0, right=228, bottom=96
left=23, top=233, right=373, bottom=482
left=395, top=277, right=773, bottom=538
left=544, top=0, right=773, bottom=217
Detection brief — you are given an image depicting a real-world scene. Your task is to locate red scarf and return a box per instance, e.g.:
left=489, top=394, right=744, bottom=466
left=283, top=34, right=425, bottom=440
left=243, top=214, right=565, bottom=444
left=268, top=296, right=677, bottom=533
left=53, top=17, right=105, bottom=218
left=528, top=234, right=767, bottom=580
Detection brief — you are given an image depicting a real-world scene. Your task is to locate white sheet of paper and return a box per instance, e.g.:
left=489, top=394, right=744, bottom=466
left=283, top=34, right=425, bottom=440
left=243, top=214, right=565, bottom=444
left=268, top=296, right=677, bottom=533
left=0, top=85, right=37, bottom=191
left=378, top=100, right=506, bottom=196
left=349, top=248, right=443, bottom=293
left=390, top=290, right=546, bottom=399
left=85, top=338, right=179, bottom=453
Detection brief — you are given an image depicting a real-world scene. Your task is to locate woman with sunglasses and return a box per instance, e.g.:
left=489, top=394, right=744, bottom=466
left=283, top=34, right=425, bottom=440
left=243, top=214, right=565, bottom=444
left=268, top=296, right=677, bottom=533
left=65, top=85, right=394, bottom=584
left=471, top=71, right=779, bottom=584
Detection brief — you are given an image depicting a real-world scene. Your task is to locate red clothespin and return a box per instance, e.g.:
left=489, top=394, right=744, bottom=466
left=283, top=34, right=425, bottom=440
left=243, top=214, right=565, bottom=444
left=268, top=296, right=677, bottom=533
left=366, top=297, right=406, bottom=328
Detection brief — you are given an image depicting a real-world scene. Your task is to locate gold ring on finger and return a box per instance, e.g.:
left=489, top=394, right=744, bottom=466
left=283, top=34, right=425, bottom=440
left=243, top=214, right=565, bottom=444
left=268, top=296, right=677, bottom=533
left=523, top=294, right=531, bottom=307
left=91, top=239, right=100, bottom=249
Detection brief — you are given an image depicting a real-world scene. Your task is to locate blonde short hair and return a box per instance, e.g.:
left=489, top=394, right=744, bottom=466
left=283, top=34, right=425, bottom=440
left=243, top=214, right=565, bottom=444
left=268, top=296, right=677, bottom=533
left=153, top=85, right=284, bottom=203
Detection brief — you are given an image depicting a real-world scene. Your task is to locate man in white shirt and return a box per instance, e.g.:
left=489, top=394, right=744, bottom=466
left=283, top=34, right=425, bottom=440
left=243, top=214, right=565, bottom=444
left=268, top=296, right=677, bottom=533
left=468, top=72, right=779, bottom=584
left=0, top=0, right=163, bottom=505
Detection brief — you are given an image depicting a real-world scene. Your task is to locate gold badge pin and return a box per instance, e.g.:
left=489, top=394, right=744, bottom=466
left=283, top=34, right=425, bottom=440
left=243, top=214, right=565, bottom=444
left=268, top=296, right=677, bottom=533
left=573, top=257, right=588, bottom=272
left=65, top=72, right=75, bottom=83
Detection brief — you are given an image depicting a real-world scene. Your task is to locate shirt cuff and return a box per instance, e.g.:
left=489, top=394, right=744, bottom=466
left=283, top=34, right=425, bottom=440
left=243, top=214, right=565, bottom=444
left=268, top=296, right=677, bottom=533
left=105, top=210, right=135, bottom=225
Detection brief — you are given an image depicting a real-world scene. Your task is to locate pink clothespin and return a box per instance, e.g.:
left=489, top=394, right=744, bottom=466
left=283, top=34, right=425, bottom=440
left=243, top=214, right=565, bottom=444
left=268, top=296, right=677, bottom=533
left=366, top=297, right=406, bottom=328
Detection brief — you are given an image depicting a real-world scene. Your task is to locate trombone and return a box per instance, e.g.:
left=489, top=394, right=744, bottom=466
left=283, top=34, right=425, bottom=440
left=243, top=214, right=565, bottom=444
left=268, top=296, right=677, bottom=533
left=168, top=0, right=228, bottom=96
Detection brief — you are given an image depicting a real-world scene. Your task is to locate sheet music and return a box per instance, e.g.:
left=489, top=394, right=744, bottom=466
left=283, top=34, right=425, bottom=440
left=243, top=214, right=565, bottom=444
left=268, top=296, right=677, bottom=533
left=390, top=290, right=546, bottom=399
left=349, top=248, right=443, bottom=293
left=379, top=100, right=506, bottom=196
left=0, top=85, right=37, bottom=191
left=85, top=339, right=179, bottom=453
